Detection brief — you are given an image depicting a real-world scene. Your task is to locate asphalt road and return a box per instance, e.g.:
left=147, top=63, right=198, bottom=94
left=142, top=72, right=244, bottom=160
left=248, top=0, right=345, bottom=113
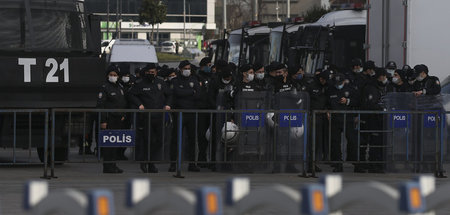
left=1, top=157, right=450, bottom=215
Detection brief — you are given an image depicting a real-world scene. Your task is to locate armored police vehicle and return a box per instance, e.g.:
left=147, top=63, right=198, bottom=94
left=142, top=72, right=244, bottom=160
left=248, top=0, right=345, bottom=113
left=0, top=0, right=104, bottom=162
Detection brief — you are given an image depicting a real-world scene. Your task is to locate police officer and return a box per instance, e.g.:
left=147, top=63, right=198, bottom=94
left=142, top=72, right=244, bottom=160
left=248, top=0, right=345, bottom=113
left=326, top=72, right=359, bottom=172
left=97, top=66, right=128, bottom=173
left=391, top=69, right=412, bottom=92
left=304, top=70, right=331, bottom=173
left=169, top=60, right=202, bottom=172
left=412, top=64, right=441, bottom=96
left=270, top=62, right=293, bottom=93
left=196, top=57, right=215, bottom=168
left=289, top=65, right=307, bottom=92
left=233, top=64, right=258, bottom=93
left=385, top=61, right=397, bottom=80
left=253, top=63, right=268, bottom=91
left=361, top=68, right=393, bottom=173
left=344, top=58, right=367, bottom=92
left=128, top=63, right=172, bottom=173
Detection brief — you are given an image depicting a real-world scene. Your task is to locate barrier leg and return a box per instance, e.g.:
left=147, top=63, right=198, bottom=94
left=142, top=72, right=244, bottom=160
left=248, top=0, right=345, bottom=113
left=174, top=112, right=184, bottom=178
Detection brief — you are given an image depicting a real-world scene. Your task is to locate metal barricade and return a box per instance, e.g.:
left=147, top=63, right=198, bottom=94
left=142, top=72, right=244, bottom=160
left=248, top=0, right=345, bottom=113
left=0, top=109, right=49, bottom=167
left=311, top=109, right=444, bottom=176
left=46, top=108, right=309, bottom=177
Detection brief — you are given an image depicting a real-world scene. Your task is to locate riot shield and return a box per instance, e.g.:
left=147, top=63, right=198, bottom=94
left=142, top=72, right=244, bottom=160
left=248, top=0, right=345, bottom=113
left=384, top=92, right=446, bottom=173
left=271, top=91, right=310, bottom=172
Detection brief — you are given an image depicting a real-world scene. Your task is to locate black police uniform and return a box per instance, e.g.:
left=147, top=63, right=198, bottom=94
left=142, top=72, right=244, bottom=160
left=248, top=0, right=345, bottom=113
left=414, top=75, right=441, bottom=95
left=361, top=80, right=394, bottom=172
left=170, top=74, right=202, bottom=171
left=128, top=74, right=172, bottom=173
left=97, top=80, right=128, bottom=173
left=303, top=76, right=328, bottom=172
left=194, top=69, right=216, bottom=167
left=326, top=82, right=359, bottom=172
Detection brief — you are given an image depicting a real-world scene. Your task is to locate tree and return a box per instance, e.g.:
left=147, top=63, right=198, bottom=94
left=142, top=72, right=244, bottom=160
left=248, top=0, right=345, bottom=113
left=303, top=6, right=330, bottom=23
left=139, top=0, right=167, bottom=43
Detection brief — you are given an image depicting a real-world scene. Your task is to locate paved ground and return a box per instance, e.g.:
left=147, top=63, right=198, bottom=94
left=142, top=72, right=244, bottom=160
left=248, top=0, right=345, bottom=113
left=1, top=155, right=450, bottom=215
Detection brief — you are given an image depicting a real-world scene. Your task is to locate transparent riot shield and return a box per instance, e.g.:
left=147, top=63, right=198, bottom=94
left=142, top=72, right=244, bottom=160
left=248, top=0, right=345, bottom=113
left=271, top=91, right=310, bottom=173
left=441, top=94, right=450, bottom=166
left=384, top=92, right=446, bottom=173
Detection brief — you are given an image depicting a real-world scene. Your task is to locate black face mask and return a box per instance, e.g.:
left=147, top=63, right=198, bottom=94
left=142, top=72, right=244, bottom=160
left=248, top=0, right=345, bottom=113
left=145, top=73, right=155, bottom=81
left=275, top=75, right=284, bottom=82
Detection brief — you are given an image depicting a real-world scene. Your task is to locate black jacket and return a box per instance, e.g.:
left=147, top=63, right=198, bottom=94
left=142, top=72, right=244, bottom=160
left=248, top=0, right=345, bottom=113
left=414, top=75, right=441, bottom=95
left=170, top=75, right=201, bottom=109
left=96, top=80, right=128, bottom=124
left=127, top=77, right=172, bottom=110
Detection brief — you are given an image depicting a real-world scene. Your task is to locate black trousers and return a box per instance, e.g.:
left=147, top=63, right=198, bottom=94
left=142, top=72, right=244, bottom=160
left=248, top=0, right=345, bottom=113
left=308, top=113, right=328, bottom=165
left=136, top=114, right=164, bottom=162
left=170, top=113, right=197, bottom=163
left=329, top=114, right=360, bottom=163
left=102, top=116, right=125, bottom=167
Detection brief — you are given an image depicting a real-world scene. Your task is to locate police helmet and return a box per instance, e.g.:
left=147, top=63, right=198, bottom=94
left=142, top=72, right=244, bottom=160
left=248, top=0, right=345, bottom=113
left=221, top=122, right=239, bottom=143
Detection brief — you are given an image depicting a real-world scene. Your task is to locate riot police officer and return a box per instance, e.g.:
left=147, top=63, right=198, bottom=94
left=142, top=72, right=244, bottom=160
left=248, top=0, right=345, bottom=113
left=412, top=64, right=441, bottom=96
left=169, top=60, right=202, bottom=172
left=385, top=61, right=397, bottom=80
left=391, top=69, right=412, bottom=92
left=253, top=63, right=270, bottom=91
left=270, top=62, right=293, bottom=93
left=196, top=57, right=215, bottom=168
left=97, top=67, right=128, bottom=173
left=361, top=68, right=394, bottom=173
left=326, top=72, right=359, bottom=172
left=128, top=63, right=172, bottom=173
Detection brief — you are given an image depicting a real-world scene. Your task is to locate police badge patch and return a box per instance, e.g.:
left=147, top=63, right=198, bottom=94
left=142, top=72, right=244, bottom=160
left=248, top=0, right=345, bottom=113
left=345, top=91, right=349, bottom=97
left=368, top=94, right=373, bottom=100
left=98, top=92, right=103, bottom=98
left=157, top=83, right=162, bottom=90
left=189, top=82, right=194, bottom=88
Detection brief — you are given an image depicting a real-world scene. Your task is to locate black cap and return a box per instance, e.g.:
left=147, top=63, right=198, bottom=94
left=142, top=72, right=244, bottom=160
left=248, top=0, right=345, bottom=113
left=268, top=61, right=286, bottom=72
left=375, top=67, right=387, bottom=78
left=363, top=60, right=376, bottom=71
left=220, top=66, right=233, bottom=78
left=106, top=64, right=119, bottom=75
left=406, top=69, right=416, bottom=81
left=402, top=64, right=411, bottom=71
left=318, top=69, right=333, bottom=80
left=239, top=64, right=253, bottom=73
left=178, top=60, right=191, bottom=69
left=199, top=57, right=212, bottom=67
left=332, top=72, right=345, bottom=85
left=228, top=62, right=237, bottom=73
left=351, top=58, right=363, bottom=67
left=385, top=61, right=397, bottom=69
left=253, top=63, right=264, bottom=71
left=414, top=64, right=428, bottom=75
left=142, top=63, right=157, bottom=72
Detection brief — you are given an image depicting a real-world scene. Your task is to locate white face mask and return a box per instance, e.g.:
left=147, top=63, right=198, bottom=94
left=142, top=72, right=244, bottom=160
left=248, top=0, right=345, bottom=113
left=121, top=76, right=130, bottom=83
left=222, top=78, right=231, bottom=84
left=168, top=76, right=176, bottom=81
left=416, top=74, right=424, bottom=81
left=392, top=77, right=400, bottom=84
left=182, top=70, right=191, bottom=77
left=358, top=68, right=363, bottom=73
left=387, top=69, right=395, bottom=76
left=408, top=80, right=416, bottom=85
left=256, top=73, right=265, bottom=80
left=108, top=76, right=118, bottom=83
left=247, top=74, right=254, bottom=82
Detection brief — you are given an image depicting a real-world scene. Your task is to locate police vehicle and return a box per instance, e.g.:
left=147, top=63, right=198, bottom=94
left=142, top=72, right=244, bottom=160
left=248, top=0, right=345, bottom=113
left=0, top=0, right=105, bottom=162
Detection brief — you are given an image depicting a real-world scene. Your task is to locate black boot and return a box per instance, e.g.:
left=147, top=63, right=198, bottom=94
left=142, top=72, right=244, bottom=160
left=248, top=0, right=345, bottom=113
left=140, top=163, right=148, bottom=173
left=188, top=163, right=200, bottom=172
left=148, top=163, right=158, bottom=173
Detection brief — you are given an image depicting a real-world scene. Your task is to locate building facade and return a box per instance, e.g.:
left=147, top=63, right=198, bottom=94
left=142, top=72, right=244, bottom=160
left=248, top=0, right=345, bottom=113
left=85, top=0, right=216, bottom=44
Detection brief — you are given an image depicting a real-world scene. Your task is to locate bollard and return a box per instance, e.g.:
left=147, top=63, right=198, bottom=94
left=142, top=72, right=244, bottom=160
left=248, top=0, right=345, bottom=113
left=225, top=177, right=250, bottom=206
left=126, top=179, right=151, bottom=208
left=197, top=187, right=223, bottom=215
left=88, top=190, right=115, bottom=215
left=301, top=184, right=328, bottom=215
left=24, top=180, right=49, bottom=211
left=319, top=175, right=342, bottom=197
left=399, top=181, right=425, bottom=213
left=414, top=175, right=435, bottom=196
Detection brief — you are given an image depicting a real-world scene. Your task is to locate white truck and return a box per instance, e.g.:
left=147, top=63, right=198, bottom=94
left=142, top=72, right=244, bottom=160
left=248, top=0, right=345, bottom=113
left=366, top=0, right=450, bottom=84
